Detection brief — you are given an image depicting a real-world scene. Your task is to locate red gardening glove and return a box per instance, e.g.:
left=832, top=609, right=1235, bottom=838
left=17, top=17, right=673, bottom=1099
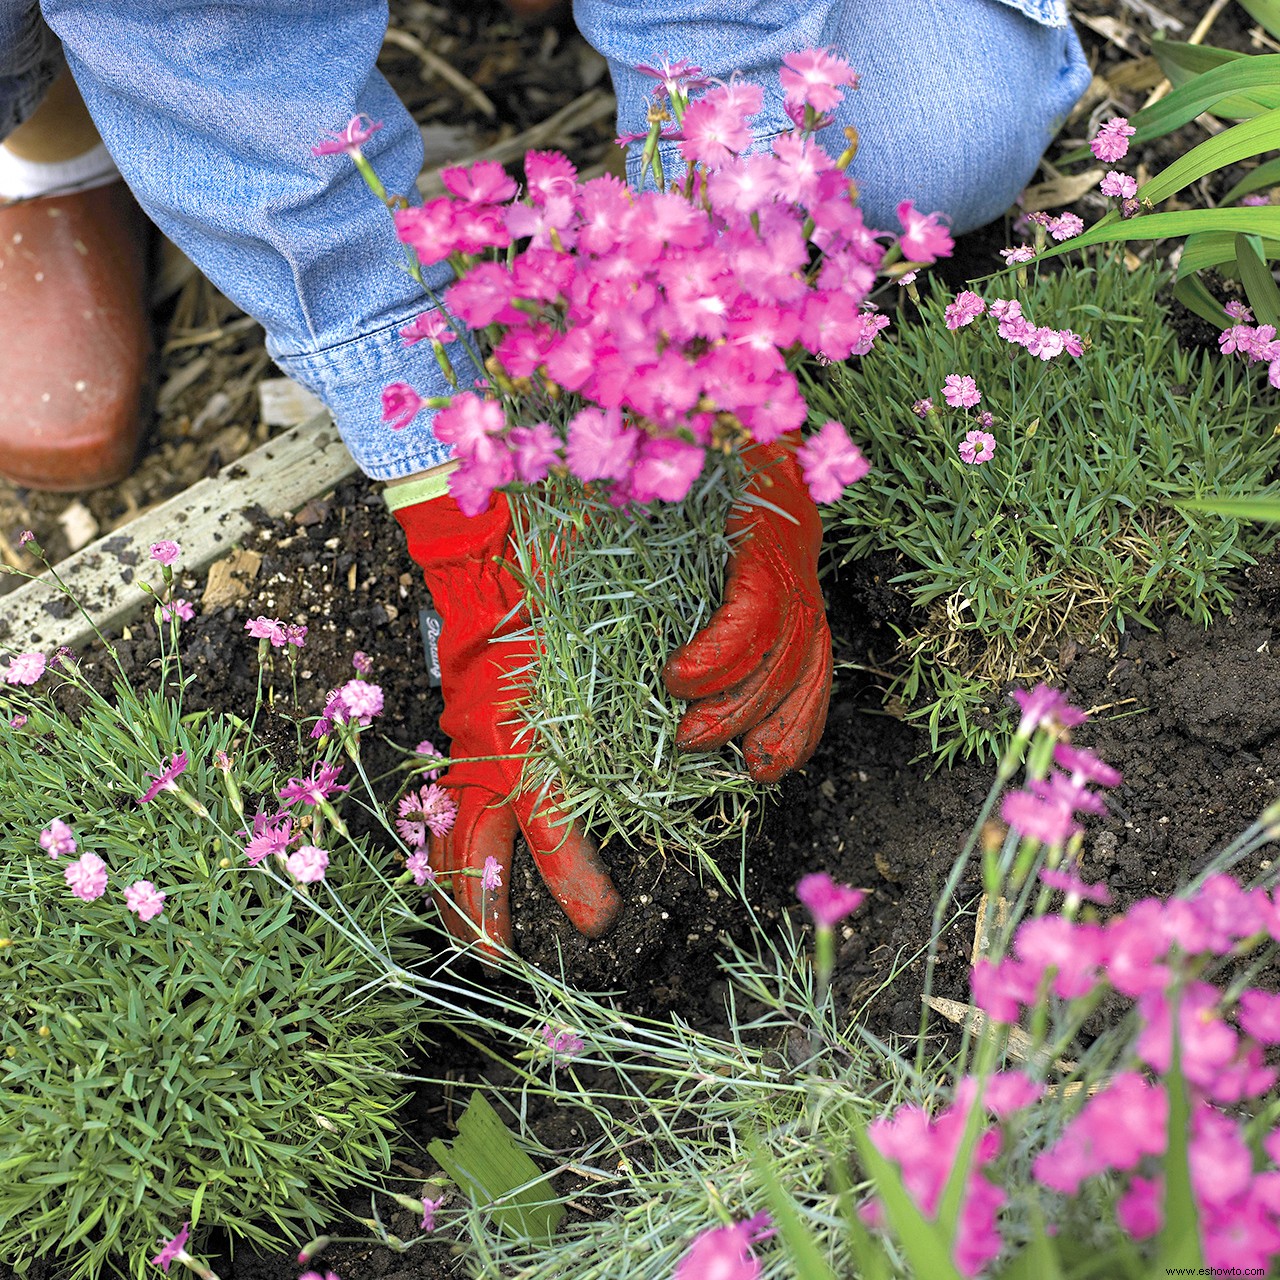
left=395, top=490, right=621, bottom=951
left=662, top=436, right=832, bottom=783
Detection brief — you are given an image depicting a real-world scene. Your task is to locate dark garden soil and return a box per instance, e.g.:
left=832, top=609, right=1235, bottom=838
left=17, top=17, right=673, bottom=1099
left=7, top=2, right=1280, bottom=1278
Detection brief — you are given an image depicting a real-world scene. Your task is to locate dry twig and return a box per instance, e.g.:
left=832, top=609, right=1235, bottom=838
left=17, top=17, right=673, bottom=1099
left=383, top=26, right=497, bottom=119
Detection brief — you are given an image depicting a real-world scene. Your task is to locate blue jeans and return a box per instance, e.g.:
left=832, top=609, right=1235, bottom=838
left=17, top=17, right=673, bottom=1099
left=2, top=0, right=1088, bottom=481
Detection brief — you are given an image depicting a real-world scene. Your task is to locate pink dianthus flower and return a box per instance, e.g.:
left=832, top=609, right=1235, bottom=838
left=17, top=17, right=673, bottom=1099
left=1100, top=171, right=1137, bottom=199
left=286, top=844, right=329, bottom=884
left=399, top=310, right=457, bottom=348
left=679, top=80, right=764, bottom=169
left=565, top=406, right=638, bottom=483
left=406, top=851, right=435, bottom=886
left=415, top=739, right=445, bottom=779
left=338, top=678, right=383, bottom=724
left=1002, top=787, right=1080, bottom=848
left=779, top=47, right=859, bottom=114
left=124, top=880, right=166, bottom=922
left=1040, top=866, right=1112, bottom=905
left=1033, top=1072, right=1166, bottom=1195
left=1091, top=116, right=1136, bottom=163
left=312, top=114, right=382, bottom=157
left=382, top=382, right=425, bottom=432
left=440, top=158, right=518, bottom=204
left=999, top=245, right=1035, bottom=265
left=149, top=540, right=181, bottom=565
left=150, top=1222, right=192, bottom=1274
left=674, top=1213, right=773, bottom=1280
left=245, top=616, right=286, bottom=646
left=944, top=290, right=986, bottom=329
left=138, top=751, right=188, bottom=804
left=796, top=421, right=869, bottom=503
left=242, top=812, right=294, bottom=866
left=39, top=819, right=77, bottom=858
left=1053, top=742, right=1122, bottom=788
left=958, top=430, right=995, bottom=465
left=4, top=651, right=45, bottom=685
left=396, top=784, right=459, bottom=845
left=896, top=200, right=954, bottom=264
left=1239, top=989, right=1280, bottom=1044
left=279, top=761, right=348, bottom=809
left=942, top=374, right=981, bottom=409
left=1010, top=683, right=1088, bottom=736
left=796, top=870, right=866, bottom=927
left=1048, top=212, right=1083, bottom=241
left=65, top=852, right=108, bottom=902
left=160, top=598, right=195, bottom=623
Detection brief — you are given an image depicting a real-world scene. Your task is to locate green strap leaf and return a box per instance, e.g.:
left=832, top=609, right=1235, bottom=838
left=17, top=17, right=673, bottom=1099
left=1155, top=1013, right=1204, bottom=1270
left=1039, top=206, right=1280, bottom=257
left=1179, top=496, right=1280, bottom=521
left=1151, top=38, right=1242, bottom=86
left=1173, top=274, right=1232, bottom=328
left=1239, top=0, right=1280, bottom=42
left=1140, top=108, right=1280, bottom=206
left=1235, top=232, right=1280, bottom=325
left=1176, top=229, right=1280, bottom=278
left=750, top=1139, right=839, bottom=1280
left=1129, top=56, right=1280, bottom=141
left=827, top=1154, right=892, bottom=1280
left=427, top=1091, right=565, bottom=1243
left=1221, top=154, right=1280, bottom=205
left=996, top=1203, right=1064, bottom=1280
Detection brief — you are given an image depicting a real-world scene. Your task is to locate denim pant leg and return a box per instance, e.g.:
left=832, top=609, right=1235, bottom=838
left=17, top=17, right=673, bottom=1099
left=37, top=0, right=470, bottom=480
left=573, top=0, right=1090, bottom=235
left=0, top=1, right=61, bottom=139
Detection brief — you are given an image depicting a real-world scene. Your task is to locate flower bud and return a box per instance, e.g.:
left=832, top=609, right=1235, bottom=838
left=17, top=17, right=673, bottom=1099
left=297, top=1235, right=331, bottom=1264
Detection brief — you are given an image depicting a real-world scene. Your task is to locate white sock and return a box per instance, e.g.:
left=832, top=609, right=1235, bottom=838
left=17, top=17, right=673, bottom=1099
left=0, top=141, right=118, bottom=201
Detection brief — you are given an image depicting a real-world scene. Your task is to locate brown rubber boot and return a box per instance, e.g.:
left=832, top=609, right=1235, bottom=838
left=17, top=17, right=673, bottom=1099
left=0, top=181, right=151, bottom=491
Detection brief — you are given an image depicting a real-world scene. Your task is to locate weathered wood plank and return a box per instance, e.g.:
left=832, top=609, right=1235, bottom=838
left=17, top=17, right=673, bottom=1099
left=0, top=412, right=358, bottom=653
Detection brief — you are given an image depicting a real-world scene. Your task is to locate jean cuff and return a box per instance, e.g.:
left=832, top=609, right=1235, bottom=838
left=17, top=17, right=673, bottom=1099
left=268, top=303, right=481, bottom=481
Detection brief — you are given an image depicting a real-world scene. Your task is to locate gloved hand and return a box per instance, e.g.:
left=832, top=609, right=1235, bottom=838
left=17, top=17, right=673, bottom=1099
left=395, top=490, right=621, bottom=951
left=662, top=435, right=832, bottom=783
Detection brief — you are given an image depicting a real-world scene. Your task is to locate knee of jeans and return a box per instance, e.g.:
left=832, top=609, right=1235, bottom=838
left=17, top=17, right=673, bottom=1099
left=849, top=32, right=1089, bottom=235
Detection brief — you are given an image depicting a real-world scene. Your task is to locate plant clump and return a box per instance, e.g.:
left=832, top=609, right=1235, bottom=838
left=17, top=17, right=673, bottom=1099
left=508, top=464, right=763, bottom=863
left=0, top=655, right=429, bottom=1280
left=814, top=253, right=1280, bottom=762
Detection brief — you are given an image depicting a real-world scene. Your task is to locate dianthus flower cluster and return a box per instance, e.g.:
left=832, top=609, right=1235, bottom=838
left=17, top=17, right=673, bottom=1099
left=938, top=291, right=1085, bottom=365
left=962, top=867, right=1280, bottom=1269
left=999, top=739, right=1120, bottom=850
left=395, top=784, right=459, bottom=849
left=1090, top=116, right=1136, bottom=163
left=1033, top=1059, right=1280, bottom=1271
left=1025, top=210, right=1083, bottom=242
left=311, top=678, right=386, bottom=738
left=1218, top=319, right=1280, bottom=391
left=862, top=1075, right=1042, bottom=1276
left=240, top=807, right=331, bottom=886
left=244, top=615, right=308, bottom=648
left=381, top=53, right=953, bottom=515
